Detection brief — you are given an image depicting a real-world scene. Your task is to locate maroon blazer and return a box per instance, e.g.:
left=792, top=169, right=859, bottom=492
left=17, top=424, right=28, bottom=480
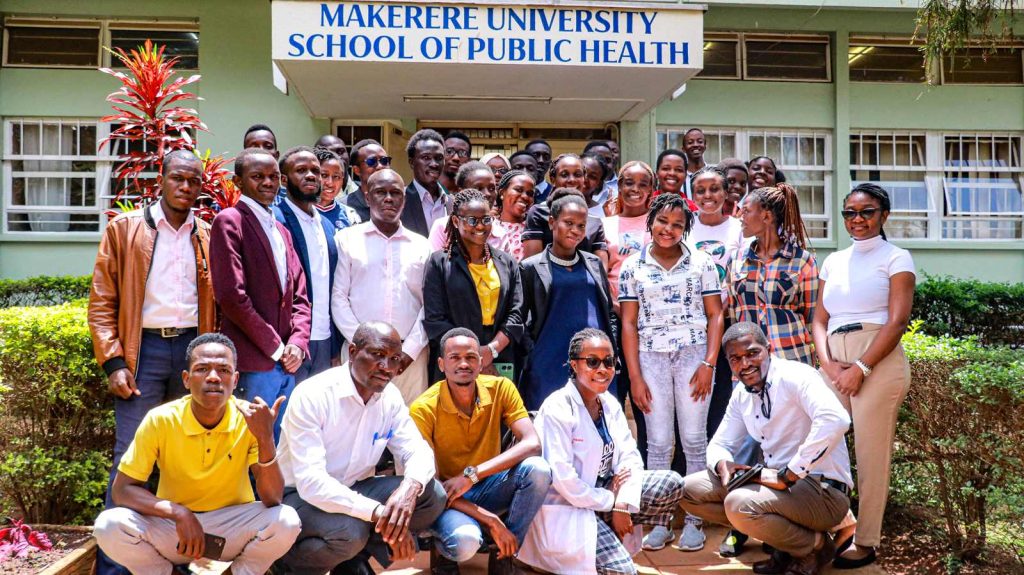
left=210, top=200, right=311, bottom=372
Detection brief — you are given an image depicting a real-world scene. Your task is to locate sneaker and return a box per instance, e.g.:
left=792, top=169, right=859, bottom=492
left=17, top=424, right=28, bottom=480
left=642, top=525, right=674, bottom=551
left=676, top=519, right=705, bottom=551
left=718, top=529, right=749, bottom=557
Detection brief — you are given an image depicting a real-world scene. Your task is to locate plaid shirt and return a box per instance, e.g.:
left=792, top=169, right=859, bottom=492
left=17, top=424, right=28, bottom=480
left=727, top=241, right=818, bottom=365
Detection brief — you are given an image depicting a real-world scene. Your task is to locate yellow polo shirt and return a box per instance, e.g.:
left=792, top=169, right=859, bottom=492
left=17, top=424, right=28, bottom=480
left=118, top=396, right=260, bottom=512
left=410, top=375, right=528, bottom=481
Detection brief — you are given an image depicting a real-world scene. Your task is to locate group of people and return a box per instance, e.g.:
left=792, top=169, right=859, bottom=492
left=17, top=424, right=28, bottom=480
left=86, top=123, right=917, bottom=575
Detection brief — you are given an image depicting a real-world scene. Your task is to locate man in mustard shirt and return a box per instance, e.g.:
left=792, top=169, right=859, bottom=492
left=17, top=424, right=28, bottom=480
left=409, top=328, right=551, bottom=573
left=93, top=333, right=301, bottom=575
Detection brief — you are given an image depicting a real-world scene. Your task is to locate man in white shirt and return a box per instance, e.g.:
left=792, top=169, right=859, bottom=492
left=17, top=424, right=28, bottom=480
left=275, top=146, right=339, bottom=382
left=400, top=129, right=448, bottom=237
left=275, top=321, right=446, bottom=575
left=680, top=322, right=852, bottom=575
left=332, top=169, right=432, bottom=404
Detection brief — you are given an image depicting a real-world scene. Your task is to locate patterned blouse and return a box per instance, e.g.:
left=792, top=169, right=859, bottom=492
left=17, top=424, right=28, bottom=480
left=727, top=240, right=818, bottom=365
left=497, top=221, right=527, bottom=262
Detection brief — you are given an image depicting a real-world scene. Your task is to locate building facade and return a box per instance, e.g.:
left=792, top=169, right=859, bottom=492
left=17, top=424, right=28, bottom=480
left=1, top=0, right=1022, bottom=280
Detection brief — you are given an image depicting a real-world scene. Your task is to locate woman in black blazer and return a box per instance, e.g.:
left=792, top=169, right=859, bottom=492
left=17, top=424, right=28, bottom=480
left=519, top=190, right=616, bottom=410
left=423, top=189, right=524, bottom=384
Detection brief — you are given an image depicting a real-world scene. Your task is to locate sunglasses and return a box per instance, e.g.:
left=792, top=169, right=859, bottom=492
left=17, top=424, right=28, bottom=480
left=571, top=356, right=616, bottom=369
left=841, top=208, right=880, bottom=221
left=363, top=156, right=392, bottom=168
left=456, top=215, right=493, bottom=227
left=445, top=148, right=470, bottom=159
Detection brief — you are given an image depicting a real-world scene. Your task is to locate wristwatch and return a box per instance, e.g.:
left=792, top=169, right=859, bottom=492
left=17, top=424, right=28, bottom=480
left=854, top=359, right=873, bottom=377
left=487, top=342, right=499, bottom=358
left=778, top=466, right=797, bottom=488
left=463, top=465, right=479, bottom=484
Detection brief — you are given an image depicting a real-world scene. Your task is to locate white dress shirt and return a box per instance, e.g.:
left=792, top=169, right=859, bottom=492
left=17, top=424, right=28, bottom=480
left=413, top=179, right=448, bottom=232
left=285, top=197, right=331, bottom=341
left=707, top=356, right=853, bottom=487
left=278, top=364, right=436, bottom=521
left=332, top=221, right=430, bottom=359
left=141, top=201, right=198, bottom=329
left=239, top=194, right=287, bottom=292
left=518, top=381, right=645, bottom=575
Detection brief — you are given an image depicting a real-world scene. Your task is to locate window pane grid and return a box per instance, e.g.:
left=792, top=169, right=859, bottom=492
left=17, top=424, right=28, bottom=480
left=941, top=133, right=1024, bottom=238
left=849, top=132, right=926, bottom=170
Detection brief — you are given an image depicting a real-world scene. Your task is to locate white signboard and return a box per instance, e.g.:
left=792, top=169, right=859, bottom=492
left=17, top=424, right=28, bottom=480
left=272, top=2, right=702, bottom=69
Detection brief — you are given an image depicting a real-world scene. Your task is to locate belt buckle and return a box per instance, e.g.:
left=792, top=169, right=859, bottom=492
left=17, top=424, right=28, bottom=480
left=159, top=327, right=179, bottom=338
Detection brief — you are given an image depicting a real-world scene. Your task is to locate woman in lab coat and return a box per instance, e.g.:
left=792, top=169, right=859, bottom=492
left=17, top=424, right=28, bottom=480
left=518, top=328, right=686, bottom=575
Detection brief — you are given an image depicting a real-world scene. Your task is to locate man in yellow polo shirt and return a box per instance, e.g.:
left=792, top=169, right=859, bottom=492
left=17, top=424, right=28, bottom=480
left=93, top=333, right=301, bottom=575
left=409, top=328, right=551, bottom=574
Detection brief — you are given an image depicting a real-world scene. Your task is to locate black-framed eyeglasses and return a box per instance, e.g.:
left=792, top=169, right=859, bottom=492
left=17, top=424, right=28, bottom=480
left=456, top=215, right=493, bottom=227
left=841, top=207, right=880, bottom=221
left=445, top=148, right=470, bottom=159
left=571, top=356, right=616, bottom=369
left=364, top=156, right=392, bottom=168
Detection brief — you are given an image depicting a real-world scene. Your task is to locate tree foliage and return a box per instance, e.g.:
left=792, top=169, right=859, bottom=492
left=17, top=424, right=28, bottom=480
left=915, top=0, right=1021, bottom=77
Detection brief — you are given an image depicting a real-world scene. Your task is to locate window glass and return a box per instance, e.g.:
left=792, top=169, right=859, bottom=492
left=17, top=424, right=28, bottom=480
left=941, top=134, right=1023, bottom=239
left=849, top=44, right=927, bottom=83
left=110, top=29, right=199, bottom=69
left=944, top=48, right=1024, bottom=84
left=698, top=37, right=740, bottom=79
left=745, top=39, right=830, bottom=81
left=4, top=26, right=99, bottom=67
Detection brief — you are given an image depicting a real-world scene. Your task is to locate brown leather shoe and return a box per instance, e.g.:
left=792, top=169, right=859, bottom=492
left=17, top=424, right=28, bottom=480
left=754, top=549, right=792, bottom=574
left=784, top=535, right=835, bottom=575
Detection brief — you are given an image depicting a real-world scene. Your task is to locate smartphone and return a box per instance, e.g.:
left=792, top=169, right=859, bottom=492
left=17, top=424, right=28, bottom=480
left=494, top=362, right=515, bottom=381
left=202, top=533, right=226, bottom=561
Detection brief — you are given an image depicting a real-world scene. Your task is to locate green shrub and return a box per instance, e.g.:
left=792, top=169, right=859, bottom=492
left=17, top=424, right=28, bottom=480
left=898, top=321, right=1024, bottom=560
left=0, top=301, right=114, bottom=525
left=912, top=275, right=1024, bottom=347
left=0, top=275, right=91, bottom=308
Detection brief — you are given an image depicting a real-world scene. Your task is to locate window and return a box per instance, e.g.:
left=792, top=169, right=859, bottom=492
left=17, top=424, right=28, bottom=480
left=849, top=37, right=927, bottom=83
left=944, top=48, right=1024, bottom=85
left=743, top=35, right=830, bottom=81
left=3, top=18, right=198, bottom=69
left=3, top=24, right=100, bottom=67
left=2, top=119, right=111, bottom=234
left=656, top=127, right=834, bottom=241
left=698, top=33, right=740, bottom=79
left=942, top=134, right=1023, bottom=239
left=850, top=132, right=931, bottom=238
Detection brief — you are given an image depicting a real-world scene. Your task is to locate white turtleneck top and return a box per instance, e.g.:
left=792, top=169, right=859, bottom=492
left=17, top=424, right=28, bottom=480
left=819, top=234, right=916, bottom=334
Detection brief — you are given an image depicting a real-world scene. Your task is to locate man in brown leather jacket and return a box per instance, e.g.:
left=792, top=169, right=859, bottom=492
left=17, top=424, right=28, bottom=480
left=87, top=150, right=216, bottom=575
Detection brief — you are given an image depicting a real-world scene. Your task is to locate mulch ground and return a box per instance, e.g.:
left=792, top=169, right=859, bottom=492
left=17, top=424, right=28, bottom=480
left=0, top=528, right=92, bottom=574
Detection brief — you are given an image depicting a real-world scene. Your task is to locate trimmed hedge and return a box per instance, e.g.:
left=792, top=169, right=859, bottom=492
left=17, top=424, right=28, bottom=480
left=0, top=275, right=91, bottom=308
left=912, top=275, right=1024, bottom=348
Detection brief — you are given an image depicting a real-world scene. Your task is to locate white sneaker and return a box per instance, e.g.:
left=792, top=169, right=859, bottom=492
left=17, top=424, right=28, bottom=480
left=642, top=525, right=674, bottom=550
left=676, top=519, right=705, bottom=551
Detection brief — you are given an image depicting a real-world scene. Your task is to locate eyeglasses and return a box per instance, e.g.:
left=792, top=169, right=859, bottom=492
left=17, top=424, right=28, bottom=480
left=841, top=208, right=880, bottom=221
left=363, top=156, right=392, bottom=168
left=445, top=148, right=470, bottom=159
left=456, top=215, right=493, bottom=227
left=571, top=356, right=616, bottom=369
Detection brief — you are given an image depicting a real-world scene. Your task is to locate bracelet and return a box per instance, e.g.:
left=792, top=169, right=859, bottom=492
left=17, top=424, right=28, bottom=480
left=256, top=452, right=280, bottom=467
left=612, top=507, right=631, bottom=515
left=700, top=360, right=715, bottom=369
left=854, top=360, right=872, bottom=377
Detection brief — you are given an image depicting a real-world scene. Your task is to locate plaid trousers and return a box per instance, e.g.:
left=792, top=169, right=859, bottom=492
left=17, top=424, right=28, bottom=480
left=595, top=470, right=685, bottom=575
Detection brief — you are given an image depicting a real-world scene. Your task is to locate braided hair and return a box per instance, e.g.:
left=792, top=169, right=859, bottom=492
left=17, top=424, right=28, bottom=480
left=614, top=160, right=655, bottom=215
left=646, top=192, right=694, bottom=240
left=495, top=169, right=536, bottom=211
left=745, top=183, right=809, bottom=249
left=444, top=189, right=492, bottom=264
left=846, top=183, right=891, bottom=240
left=567, top=327, right=613, bottom=380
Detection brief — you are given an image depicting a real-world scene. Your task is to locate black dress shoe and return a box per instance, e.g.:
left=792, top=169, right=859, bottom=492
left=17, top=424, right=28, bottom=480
left=753, top=550, right=792, bottom=574
left=330, top=554, right=375, bottom=575
left=718, top=529, right=749, bottom=557
left=833, top=546, right=877, bottom=569
left=784, top=535, right=835, bottom=575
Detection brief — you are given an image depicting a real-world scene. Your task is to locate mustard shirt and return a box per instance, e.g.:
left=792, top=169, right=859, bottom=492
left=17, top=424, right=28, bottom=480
left=468, top=259, right=501, bottom=326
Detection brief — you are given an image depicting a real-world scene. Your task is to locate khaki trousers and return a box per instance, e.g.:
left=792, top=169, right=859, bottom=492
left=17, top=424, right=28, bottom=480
left=342, top=347, right=429, bottom=405
left=681, top=470, right=849, bottom=557
left=823, top=323, right=911, bottom=547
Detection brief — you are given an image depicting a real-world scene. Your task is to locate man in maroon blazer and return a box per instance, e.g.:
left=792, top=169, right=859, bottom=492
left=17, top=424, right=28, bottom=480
left=210, top=147, right=311, bottom=440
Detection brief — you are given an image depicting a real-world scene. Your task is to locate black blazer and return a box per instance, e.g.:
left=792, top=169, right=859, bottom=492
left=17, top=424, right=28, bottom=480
left=519, top=249, right=617, bottom=353
left=343, top=188, right=371, bottom=223
left=423, top=247, right=525, bottom=347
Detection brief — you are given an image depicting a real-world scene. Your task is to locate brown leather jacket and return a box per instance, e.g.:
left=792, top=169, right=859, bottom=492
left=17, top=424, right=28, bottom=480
left=88, top=204, right=216, bottom=376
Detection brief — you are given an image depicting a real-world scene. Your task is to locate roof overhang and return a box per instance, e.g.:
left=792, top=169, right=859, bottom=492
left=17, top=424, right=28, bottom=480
left=271, top=1, right=704, bottom=122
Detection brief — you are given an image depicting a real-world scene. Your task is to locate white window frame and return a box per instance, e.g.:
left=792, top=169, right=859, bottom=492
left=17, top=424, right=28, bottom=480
left=849, top=131, right=933, bottom=239
left=655, top=126, right=834, bottom=244
left=2, top=118, right=116, bottom=237
left=3, top=17, right=199, bottom=70
left=938, top=132, right=1024, bottom=240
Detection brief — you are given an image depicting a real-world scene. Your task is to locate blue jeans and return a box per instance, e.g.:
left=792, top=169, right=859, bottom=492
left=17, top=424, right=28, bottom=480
left=236, top=364, right=295, bottom=442
left=431, top=456, right=552, bottom=563
left=99, top=329, right=195, bottom=575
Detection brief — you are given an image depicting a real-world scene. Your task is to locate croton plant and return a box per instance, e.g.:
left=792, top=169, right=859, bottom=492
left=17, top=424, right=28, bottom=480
left=0, top=519, right=52, bottom=561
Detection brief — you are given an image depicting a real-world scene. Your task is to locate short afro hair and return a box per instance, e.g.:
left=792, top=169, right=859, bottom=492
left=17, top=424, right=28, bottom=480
left=406, top=129, right=444, bottom=159
left=185, top=332, right=237, bottom=368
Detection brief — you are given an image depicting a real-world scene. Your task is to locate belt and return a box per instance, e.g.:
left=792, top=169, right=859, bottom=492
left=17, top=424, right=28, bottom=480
left=832, top=323, right=863, bottom=335
left=821, top=478, right=850, bottom=496
left=142, top=327, right=197, bottom=338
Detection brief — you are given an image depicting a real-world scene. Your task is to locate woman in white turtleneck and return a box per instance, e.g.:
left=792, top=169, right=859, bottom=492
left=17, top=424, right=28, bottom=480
left=811, top=183, right=916, bottom=570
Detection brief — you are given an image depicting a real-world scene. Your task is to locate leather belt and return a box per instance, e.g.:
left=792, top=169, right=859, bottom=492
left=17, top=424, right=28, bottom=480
left=832, top=323, right=863, bottom=335
left=821, top=478, right=850, bottom=496
left=142, top=327, right=197, bottom=338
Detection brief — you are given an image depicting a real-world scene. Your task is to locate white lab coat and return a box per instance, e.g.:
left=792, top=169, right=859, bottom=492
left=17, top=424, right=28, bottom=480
left=518, top=381, right=645, bottom=575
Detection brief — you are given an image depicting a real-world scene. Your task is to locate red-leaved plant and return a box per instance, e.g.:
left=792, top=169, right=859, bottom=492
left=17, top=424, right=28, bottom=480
left=100, top=39, right=238, bottom=221
left=0, top=519, right=53, bottom=561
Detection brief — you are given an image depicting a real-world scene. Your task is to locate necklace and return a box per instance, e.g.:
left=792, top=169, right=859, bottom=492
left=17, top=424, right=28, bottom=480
left=549, top=250, right=580, bottom=268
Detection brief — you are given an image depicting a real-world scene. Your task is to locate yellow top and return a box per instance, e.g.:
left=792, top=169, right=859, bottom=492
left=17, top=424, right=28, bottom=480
left=409, top=375, right=529, bottom=481
left=468, top=259, right=501, bottom=326
left=118, top=396, right=260, bottom=512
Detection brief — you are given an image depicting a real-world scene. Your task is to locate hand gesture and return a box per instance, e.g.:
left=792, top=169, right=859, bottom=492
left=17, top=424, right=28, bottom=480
left=238, top=396, right=285, bottom=443
left=172, top=505, right=205, bottom=560
left=689, top=363, right=714, bottom=401
left=716, top=460, right=751, bottom=488
left=108, top=368, right=140, bottom=400
left=375, top=478, right=420, bottom=544
left=630, top=376, right=653, bottom=414
left=280, top=344, right=304, bottom=373
left=442, top=475, right=474, bottom=503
